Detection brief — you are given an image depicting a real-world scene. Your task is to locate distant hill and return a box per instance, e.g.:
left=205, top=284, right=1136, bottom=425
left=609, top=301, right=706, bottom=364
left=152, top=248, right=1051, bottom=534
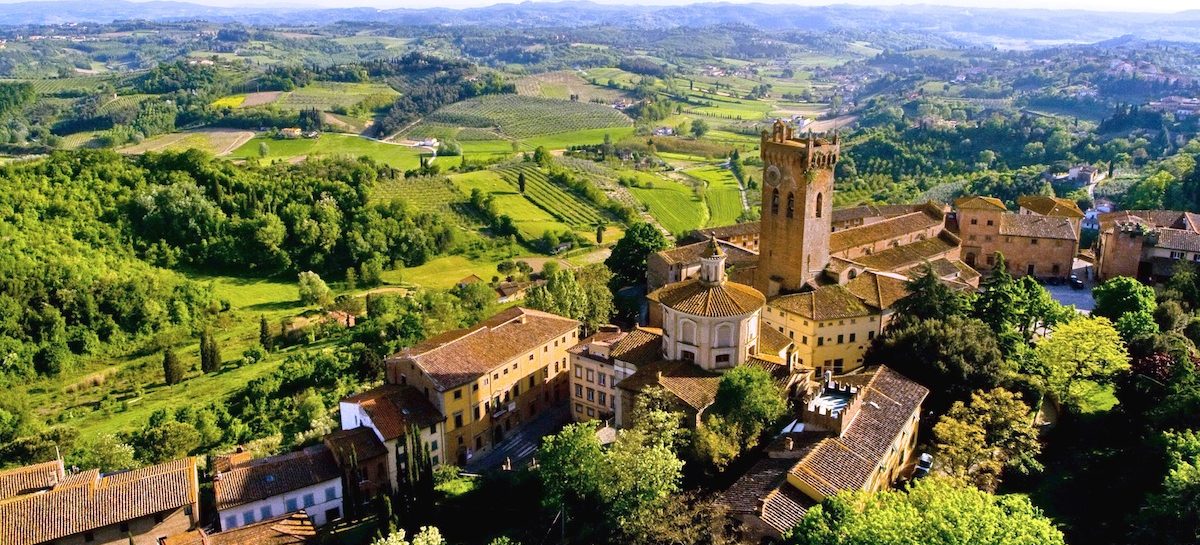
left=2, top=1, right=1200, bottom=44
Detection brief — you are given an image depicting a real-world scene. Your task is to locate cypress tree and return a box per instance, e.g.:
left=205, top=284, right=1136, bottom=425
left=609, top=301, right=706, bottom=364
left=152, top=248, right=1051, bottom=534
left=260, top=315, right=272, bottom=351
left=199, top=330, right=214, bottom=373
left=207, top=334, right=222, bottom=372
left=163, top=349, right=184, bottom=385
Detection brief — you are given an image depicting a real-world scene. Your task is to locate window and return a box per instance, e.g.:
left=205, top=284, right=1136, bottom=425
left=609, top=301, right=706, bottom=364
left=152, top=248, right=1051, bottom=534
left=598, top=374, right=606, bottom=386
left=815, top=193, right=823, bottom=218
left=475, top=405, right=481, bottom=421
left=287, top=498, right=299, bottom=511
left=529, top=376, right=535, bottom=388
left=473, top=383, right=479, bottom=391
left=849, top=333, right=856, bottom=343
left=1171, top=251, right=1185, bottom=259
left=586, top=369, right=594, bottom=382
left=868, top=331, right=875, bottom=340
left=454, top=389, right=462, bottom=400
left=575, top=366, right=583, bottom=378
left=528, top=354, right=534, bottom=360
left=1030, top=238, right=1038, bottom=245
left=837, top=334, right=844, bottom=344
left=326, top=486, right=337, bottom=502
left=429, top=424, right=437, bottom=435
left=986, top=219, right=994, bottom=226
left=431, top=440, right=439, bottom=452
left=513, top=384, right=520, bottom=397
left=576, top=403, right=583, bottom=413
left=453, top=412, right=463, bottom=429
left=681, top=350, right=695, bottom=362
left=325, top=507, right=340, bottom=523
left=575, top=384, right=583, bottom=397
left=587, top=388, right=595, bottom=401
left=716, top=354, right=731, bottom=364
left=225, top=516, right=237, bottom=529
left=611, top=374, right=617, bottom=386
left=771, top=188, right=780, bottom=214
left=587, top=407, right=595, bottom=417
left=304, top=493, right=315, bottom=507
left=599, top=392, right=607, bottom=405
left=261, top=506, right=273, bottom=519
left=432, top=455, right=439, bottom=466
left=817, top=337, right=824, bottom=346
left=786, top=192, right=795, bottom=218
left=243, top=511, right=256, bottom=525
left=970, top=218, right=978, bottom=225
left=833, top=358, right=845, bottom=374
left=512, top=362, right=518, bottom=370
left=802, top=336, right=808, bottom=345
left=986, top=254, right=995, bottom=266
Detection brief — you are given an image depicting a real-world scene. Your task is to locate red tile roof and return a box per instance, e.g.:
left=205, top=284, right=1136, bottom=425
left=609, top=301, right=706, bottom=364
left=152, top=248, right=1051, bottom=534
left=829, top=208, right=944, bottom=253
left=616, top=360, right=720, bottom=411
left=165, top=511, right=316, bottom=545
left=0, top=460, right=63, bottom=501
left=954, top=195, right=1007, bottom=211
left=998, top=214, right=1077, bottom=240
left=648, top=278, right=765, bottom=318
left=323, top=428, right=389, bottom=465
left=213, top=446, right=339, bottom=511
left=0, top=457, right=199, bottom=545
left=771, top=284, right=874, bottom=321
left=392, top=307, right=580, bottom=391
left=609, top=327, right=664, bottom=366
left=655, top=239, right=758, bottom=266
left=1018, top=195, right=1085, bottom=219
left=341, top=384, right=444, bottom=441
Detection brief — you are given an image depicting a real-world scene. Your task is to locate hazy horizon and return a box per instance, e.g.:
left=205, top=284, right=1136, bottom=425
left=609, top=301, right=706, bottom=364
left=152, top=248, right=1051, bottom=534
left=0, top=0, right=1193, bottom=14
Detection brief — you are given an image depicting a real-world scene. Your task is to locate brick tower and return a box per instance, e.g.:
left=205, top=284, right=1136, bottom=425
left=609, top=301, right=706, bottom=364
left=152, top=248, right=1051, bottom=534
left=754, top=120, right=838, bottom=297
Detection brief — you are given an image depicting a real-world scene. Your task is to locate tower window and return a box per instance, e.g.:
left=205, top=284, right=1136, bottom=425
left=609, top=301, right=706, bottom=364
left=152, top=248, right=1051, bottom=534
left=771, top=189, right=780, bottom=215
left=786, top=193, right=795, bottom=218
left=815, top=193, right=823, bottom=218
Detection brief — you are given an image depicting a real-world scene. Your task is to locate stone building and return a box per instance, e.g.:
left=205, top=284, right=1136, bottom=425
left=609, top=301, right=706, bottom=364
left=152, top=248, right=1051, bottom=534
left=0, top=458, right=200, bottom=545
left=719, top=367, right=928, bottom=540
left=1096, top=210, right=1200, bottom=281
left=955, top=195, right=1080, bottom=278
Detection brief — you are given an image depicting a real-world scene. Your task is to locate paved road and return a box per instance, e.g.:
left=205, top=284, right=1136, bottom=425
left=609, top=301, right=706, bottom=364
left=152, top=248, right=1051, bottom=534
left=1044, top=258, right=1096, bottom=313
left=464, top=404, right=571, bottom=473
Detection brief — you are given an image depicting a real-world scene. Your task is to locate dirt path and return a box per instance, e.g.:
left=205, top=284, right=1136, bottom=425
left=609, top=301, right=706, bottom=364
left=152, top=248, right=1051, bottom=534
left=807, top=115, right=858, bottom=132
left=215, top=130, right=255, bottom=155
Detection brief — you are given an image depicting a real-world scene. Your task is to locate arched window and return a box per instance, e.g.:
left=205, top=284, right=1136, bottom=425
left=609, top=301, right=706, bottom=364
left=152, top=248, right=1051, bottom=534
left=786, top=193, right=795, bottom=218
left=716, top=324, right=733, bottom=347
left=815, top=193, right=823, bottom=218
left=771, top=189, right=780, bottom=215
left=680, top=321, right=697, bottom=345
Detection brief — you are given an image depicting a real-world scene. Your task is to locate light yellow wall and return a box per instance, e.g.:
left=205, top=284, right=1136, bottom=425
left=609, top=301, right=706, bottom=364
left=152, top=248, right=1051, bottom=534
left=762, top=305, right=886, bottom=374
left=569, top=352, right=619, bottom=422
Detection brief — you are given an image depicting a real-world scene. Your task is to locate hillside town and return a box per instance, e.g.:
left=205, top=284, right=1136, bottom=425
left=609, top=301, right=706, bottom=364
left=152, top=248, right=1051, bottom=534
left=3, top=116, right=1181, bottom=545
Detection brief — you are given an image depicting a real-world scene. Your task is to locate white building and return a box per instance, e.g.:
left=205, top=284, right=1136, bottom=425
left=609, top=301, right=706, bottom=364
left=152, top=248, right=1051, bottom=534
left=339, top=383, right=446, bottom=488
left=213, top=445, right=343, bottom=531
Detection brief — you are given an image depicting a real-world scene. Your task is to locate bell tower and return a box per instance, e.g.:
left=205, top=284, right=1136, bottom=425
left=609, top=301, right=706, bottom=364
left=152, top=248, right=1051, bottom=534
left=755, top=120, right=838, bottom=297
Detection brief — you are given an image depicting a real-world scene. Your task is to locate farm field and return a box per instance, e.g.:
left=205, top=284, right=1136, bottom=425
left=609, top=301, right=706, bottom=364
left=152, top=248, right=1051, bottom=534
left=686, top=164, right=745, bottom=226
left=625, top=171, right=708, bottom=234
left=449, top=170, right=573, bottom=240
left=522, top=126, right=635, bottom=151
left=494, top=163, right=612, bottom=228
left=120, top=129, right=256, bottom=156
left=427, top=95, right=632, bottom=139
left=371, top=175, right=473, bottom=223
left=229, top=134, right=426, bottom=170
left=515, top=70, right=626, bottom=102
left=276, top=81, right=399, bottom=111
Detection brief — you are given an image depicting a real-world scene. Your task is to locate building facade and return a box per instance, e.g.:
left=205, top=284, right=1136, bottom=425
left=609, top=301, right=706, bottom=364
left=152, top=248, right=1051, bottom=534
left=387, top=307, right=580, bottom=466
left=568, top=326, right=664, bottom=422
left=956, top=195, right=1079, bottom=278
left=213, top=446, right=343, bottom=531
left=1096, top=210, right=1200, bottom=281
left=339, top=383, right=445, bottom=486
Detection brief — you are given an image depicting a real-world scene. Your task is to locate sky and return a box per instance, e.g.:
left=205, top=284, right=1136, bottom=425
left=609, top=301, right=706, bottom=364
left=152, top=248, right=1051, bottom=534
left=0, top=0, right=1194, bottom=12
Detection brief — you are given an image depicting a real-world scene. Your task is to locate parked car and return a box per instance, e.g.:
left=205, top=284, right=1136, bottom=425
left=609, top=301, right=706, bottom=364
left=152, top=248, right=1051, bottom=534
left=1070, top=275, right=1085, bottom=290
left=913, top=453, right=934, bottom=478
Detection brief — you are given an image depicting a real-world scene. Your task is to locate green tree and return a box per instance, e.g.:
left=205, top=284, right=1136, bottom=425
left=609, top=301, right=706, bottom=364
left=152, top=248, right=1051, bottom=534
left=70, top=434, right=137, bottom=473
left=258, top=141, right=269, bottom=159
left=1093, top=276, right=1157, bottom=321
left=605, top=223, right=669, bottom=288
left=200, top=329, right=221, bottom=373
left=866, top=316, right=1006, bottom=413
left=162, top=349, right=185, bottom=385
left=298, top=270, right=332, bottom=306
left=260, top=315, right=273, bottom=351
left=518, top=171, right=526, bottom=193
left=1034, top=316, right=1129, bottom=408
left=1115, top=310, right=1160, bottom=343
left=532, top=146, right=551, bottom=166
left=890, top=265, right=973, bottom=325
left=974, top=254, right=1023, bottom=354
left=133, top=419, right=200, bottom=464
left=538, top=421, right=605, bottom=513
left=690, top=119, right=709, bottom=138
left=787, top=477, right=1065, bottom=545
left=346, top=267, right=358, bottom=291
left=933, top=388, right=1041, bottom=491
left=1129, top=430, right=1200, bottom=545
left=708, top=366, right=786, bottom=443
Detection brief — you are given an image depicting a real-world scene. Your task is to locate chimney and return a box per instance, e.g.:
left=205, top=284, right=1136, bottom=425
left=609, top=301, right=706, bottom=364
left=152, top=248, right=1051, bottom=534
left=784, top=437, right=794, bottom=451
left=824, top=370, right=833, bottom=387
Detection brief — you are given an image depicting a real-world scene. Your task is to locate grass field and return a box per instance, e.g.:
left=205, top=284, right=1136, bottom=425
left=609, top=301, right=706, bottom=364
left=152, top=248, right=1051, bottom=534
left=212, top=95, right=246, bottom=108
left=427, top=95, right=632, bottom=139
left=230, top=134, right=426, bottom=170
left=449, top=170, right=572, bottom=240
left=515, top=70, right=626, bottom=103
left=371, top=175, right=473, bottom=223
left=626, top=172, right=707, bottom=234
left=120, top=129, right=255, bottom=156
left=494, top=163, right=611, bottom=227
left=277, top=81, right=399, bottom=112
left=686, top=165, right=745, bottom=226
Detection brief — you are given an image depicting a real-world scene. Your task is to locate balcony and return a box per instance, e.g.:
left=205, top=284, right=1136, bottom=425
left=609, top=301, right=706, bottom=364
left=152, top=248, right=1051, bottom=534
left=491, top=401, right=516, bottom=418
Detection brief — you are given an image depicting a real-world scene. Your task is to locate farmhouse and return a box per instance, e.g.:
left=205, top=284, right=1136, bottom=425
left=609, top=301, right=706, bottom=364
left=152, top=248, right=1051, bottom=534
left=0, top=457, right=200, bottom=545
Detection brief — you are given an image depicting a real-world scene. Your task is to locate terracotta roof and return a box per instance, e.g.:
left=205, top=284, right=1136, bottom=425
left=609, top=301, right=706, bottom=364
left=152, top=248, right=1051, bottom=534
left=998, top=214, right=1077, bottom=240
left=648, top=278, right=765, bottom=318
left=0, top=460, right=63, bottom=501
left=1018, top=195, right=1085, bottom=219
left=164, top=511, right=316, bottom=545
left=0, top=457, right=199, bottom=545
left=213, top=446, right=339, bottom=512
left=392, top=307, right=580, bottom=390
left=745, top=355, right=799, bottom=388
left=340, top=384, right=444, bottom=441
left=954, top=195, right=1007, bottom=211
left=617, top=360, right=720, bottom=411
left=1154, top=228, right=1200, bottom=252
left=323, top=428, right=388, bottom=466
left=720, top=442, right=823, bottom=536
left=845, top=271, right=910, bottom=310
left=829, top=209, right=943, bottom=253
left=691, top=222, right=761, bottom=241
left=831, top=203, right=923, bottom=224
left=854, top=232, right=958, bottom=272
left=654, top=239, right=757, bottom=266
left=759, top=325, right=793, bottom=356
left=787, top=367, right=928, bottom=498
left=1099, top=210, right=1200, bottom=232
left=496, top=280, right=538, bottom=297
left=609, top=327, right=664, bottom=366
left=771, top=284, right=874, bottom=321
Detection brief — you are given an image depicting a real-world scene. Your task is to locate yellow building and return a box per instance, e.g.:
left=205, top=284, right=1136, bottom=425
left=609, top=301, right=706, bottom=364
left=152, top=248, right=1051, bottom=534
left=761, top=271, right=908, bottom=375
left=568, top=326, right=664, bottom=423
left=387, top=307, right=580, bottom=466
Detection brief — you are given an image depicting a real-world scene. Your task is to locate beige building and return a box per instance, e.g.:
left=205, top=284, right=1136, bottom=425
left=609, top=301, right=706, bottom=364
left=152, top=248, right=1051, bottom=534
left=387, top=307, right=580, bottom=466
left=720, top=366, right=928, bottom=540
left=956, top=195, right=1080, bottom=278
left=1096, top=210, right=1200, bottom=281
left=568, top=326, right=663, bottom=422
left=339, top=383, right=445, bottom=481
left=0, top=458, right=200, bottom=545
